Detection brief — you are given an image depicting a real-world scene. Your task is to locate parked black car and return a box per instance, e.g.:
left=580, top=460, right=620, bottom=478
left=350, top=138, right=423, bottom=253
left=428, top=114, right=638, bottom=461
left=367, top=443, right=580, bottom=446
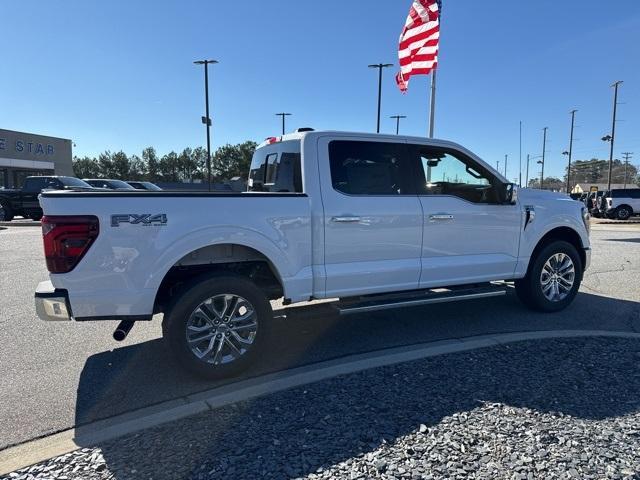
left=0, top=176, right=94, bottom=221
left=83, top=179, right=137, bottom=191
left=126, top=181, right=162, bottom=191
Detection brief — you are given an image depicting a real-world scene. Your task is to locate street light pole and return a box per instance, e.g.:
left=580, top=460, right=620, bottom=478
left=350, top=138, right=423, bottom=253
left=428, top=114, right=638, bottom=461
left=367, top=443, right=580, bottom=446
left=368, top=63, right=393, bottom=133
left=275, top=113, right=292, bottom=135
left=526, top=154, right=530, bottom=187
left=390, top=115, right=407, bottom=135
left=540, top=127, right=548, bottom=189
left=504, top=154, right=508, bottom=177
left=194, top=59, right=218, bottom=192
left=563, top=109, right=577, bottom=194
left=606, top=81, right=623, bottom=192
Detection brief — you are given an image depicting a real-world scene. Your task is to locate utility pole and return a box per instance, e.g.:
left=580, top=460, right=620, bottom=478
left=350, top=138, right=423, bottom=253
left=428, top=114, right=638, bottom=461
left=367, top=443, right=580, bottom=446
left=540, top=127, right=548, bottom=189
left=390, top=115, right=407, bottom=135
left=193, top=59, right=218, bottom=192
left=504, top=154, right=508, bottom=178
left=526, top=154, right=530, bottom=187
left=565, top=109, right=577, bottom=194
left=606, top=81, right=623, bottom=192
left=519, top=121, right=522, bottom=187
left=622, top=152, right=633, bottom=188
left=275, top=113, right=292, bottom=135
left=368, top=63, right=393, bottom=133
left=497, top=160, right=500, bottom=172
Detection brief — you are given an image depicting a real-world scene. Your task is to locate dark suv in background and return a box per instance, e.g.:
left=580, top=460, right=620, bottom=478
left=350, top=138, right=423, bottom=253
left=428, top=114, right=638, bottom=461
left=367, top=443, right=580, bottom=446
left=0, top=176, right=94, bottom=221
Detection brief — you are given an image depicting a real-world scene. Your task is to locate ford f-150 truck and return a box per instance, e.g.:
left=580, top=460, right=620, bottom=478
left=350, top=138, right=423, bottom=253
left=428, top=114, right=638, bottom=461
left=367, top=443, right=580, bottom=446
left=34, top=130, right=591, bottom=378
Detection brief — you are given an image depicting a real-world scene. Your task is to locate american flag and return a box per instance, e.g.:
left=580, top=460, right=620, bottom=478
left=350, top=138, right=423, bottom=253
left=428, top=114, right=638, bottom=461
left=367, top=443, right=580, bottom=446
left=396, top=0, right=441, bottom=93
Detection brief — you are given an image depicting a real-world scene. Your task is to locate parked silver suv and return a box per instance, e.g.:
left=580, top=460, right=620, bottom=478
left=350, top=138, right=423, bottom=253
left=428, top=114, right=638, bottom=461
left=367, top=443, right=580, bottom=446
left=603, top=188, right=640, bottom=220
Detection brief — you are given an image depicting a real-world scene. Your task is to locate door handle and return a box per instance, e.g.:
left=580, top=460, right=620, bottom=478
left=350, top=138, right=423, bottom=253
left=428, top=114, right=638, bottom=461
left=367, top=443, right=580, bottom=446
left=331, top=216, right=362, bottom=223
left=429, top=214, right=454, bottom=221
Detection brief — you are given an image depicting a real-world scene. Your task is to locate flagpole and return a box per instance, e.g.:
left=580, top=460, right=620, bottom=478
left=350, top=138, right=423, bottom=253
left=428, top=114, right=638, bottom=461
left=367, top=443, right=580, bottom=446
left=428, top=70, right=437, bottom=138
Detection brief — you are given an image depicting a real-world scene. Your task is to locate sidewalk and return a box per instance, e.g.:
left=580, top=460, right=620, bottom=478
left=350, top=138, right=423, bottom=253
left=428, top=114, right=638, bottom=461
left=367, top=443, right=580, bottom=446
left=3, top=336, right=639, bottom=480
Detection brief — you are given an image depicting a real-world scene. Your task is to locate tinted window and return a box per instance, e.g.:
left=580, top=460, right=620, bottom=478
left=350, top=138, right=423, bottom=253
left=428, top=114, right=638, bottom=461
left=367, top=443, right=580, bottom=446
left=248, top=141, right=302, bottom=193
left=106, top=180, right=136, bottom=190
left=329, top=141, right=409, bottom=195
left=59, top=177, right=92, bottom=188
left=411, top=146, right=501, bottom=204
left=612, top=189, right=640, bottom=198
left=23, top=177, right=61, bottom=192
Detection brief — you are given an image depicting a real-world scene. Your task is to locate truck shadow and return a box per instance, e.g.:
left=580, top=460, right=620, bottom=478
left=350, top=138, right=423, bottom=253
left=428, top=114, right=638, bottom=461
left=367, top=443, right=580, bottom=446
left=73, top=291, right=640, bottom=478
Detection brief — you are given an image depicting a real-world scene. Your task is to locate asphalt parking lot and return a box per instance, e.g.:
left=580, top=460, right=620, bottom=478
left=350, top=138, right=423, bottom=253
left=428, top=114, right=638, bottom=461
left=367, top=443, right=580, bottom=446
left=1, top=222, right=640, bottom=455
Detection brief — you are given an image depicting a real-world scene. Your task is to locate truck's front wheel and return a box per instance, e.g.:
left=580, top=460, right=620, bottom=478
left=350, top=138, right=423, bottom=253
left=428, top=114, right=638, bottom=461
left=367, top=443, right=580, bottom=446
left=163, top=274, right=272, bottom=379
left=515, top=240, right=582, bottom=312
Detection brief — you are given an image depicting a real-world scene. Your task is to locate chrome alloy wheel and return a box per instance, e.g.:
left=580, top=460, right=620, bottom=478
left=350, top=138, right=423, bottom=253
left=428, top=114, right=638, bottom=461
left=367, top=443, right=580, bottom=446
left=186, top=294, right=258, bottom=364
left=540, top=253, right=576, bottom=302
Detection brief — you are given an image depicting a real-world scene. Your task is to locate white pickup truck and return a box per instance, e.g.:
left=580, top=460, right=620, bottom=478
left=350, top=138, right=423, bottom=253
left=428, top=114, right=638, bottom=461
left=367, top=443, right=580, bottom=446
left=35, top=130, right=591, bottom=378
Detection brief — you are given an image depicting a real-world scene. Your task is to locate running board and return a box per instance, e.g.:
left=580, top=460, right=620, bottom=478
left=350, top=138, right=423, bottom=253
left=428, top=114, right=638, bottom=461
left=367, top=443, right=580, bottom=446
left=337, top=285, right=507, bottom=316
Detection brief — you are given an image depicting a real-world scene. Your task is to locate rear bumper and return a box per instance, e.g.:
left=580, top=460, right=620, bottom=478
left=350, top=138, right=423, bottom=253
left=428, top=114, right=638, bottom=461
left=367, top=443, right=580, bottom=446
left=35, top=280, right=72, bottom=321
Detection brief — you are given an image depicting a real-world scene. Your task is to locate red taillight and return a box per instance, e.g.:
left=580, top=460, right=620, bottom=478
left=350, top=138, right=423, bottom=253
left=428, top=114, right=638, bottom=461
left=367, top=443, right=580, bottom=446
left=42, top=216, right=99, bottom=273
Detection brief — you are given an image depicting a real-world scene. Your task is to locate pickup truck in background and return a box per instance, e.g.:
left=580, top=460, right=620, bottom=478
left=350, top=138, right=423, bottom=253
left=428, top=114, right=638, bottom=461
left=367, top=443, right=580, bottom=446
left=34, top=130, right=591, bottom=379
left=0, top=176, right=94, bottom=221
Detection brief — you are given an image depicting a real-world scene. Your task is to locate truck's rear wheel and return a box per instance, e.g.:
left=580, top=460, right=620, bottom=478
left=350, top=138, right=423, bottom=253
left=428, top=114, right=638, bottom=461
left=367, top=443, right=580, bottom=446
left=163, top=274, right=272, bottom=379
left=515, top=240, right=582, bottom=312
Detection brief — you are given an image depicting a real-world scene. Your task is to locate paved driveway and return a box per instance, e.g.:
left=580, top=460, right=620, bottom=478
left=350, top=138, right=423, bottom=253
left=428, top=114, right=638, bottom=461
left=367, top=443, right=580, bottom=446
left=1, top=223, right=639, bottom=450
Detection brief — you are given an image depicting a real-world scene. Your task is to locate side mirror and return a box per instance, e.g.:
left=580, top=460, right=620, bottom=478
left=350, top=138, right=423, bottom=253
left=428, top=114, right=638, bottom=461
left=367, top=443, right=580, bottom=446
left=504, top=183, right=518, bottom=205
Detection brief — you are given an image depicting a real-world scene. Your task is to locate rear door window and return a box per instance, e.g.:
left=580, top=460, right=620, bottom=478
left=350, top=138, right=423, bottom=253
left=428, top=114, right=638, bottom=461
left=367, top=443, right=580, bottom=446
left=328, top=140, right=410, bottom=195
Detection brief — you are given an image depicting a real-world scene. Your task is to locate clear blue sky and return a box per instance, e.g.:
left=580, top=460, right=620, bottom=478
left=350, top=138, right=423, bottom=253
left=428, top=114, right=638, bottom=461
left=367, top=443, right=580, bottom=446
left=2, top=0, right=639, bottom=181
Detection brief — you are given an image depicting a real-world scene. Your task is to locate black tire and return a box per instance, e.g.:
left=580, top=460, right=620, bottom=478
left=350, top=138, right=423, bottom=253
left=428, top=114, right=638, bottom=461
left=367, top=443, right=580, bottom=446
left=616, top=206, right=632, bottom=221
left=29, top=213, right=43, bottom=222
left=163, top=273, right=272, bottom=379
left=0, top=202, right=13, bottom=222
left=515, top=240, right=582, bottom=313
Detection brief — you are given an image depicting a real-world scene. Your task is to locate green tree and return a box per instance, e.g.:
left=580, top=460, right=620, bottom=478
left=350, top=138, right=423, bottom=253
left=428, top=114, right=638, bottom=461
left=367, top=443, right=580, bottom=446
left=192, top=147, right=207, bottom=180
left=142, top=147, right=159, bottom=182
left=213, top=141, right=257, bottom=180
left=528, top=177, right=564, bottom=191
left=97, top=151, right=114, bottom=178
left=159, top=151, right=180, bottom=182
left=111, top=151, right=130, bottom=179
left=72, top=156, right=100, bottom=178
left=129, top=154, right=146, bottom=180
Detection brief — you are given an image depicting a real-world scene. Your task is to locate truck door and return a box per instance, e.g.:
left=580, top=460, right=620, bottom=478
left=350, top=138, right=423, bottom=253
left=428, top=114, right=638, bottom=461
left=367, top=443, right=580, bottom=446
left=21, top=177, right=49, bottom=212
left=317, top=136, right=423, bottom=298
left=408, top=143, right=521, bottom=287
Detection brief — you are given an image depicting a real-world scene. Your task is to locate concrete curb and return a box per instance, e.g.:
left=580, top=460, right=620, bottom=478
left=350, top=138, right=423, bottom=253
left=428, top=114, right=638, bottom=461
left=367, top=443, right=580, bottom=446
left=0, top=221, right=41, bottom=227
left=2, top=329, right=639, bottom=475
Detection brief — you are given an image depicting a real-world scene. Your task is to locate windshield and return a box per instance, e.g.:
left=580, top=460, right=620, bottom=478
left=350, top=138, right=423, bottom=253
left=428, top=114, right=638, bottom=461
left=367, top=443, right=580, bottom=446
left=59, top=177, right=93, bottom=188
left=141, top=182, right=162, bottom=191
left=107, top=180, right=136, bottom=190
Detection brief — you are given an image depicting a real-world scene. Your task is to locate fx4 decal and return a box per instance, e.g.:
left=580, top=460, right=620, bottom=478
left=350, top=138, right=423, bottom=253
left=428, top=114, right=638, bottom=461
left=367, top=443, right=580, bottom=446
left=111, top=214, right=168, bottom=227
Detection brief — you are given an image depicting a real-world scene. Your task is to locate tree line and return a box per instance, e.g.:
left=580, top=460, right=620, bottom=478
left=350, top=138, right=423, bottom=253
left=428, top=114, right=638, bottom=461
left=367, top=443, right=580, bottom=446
left=527, top=158, right=639, bottom=190
left=72, top=141, right=257, bottom=183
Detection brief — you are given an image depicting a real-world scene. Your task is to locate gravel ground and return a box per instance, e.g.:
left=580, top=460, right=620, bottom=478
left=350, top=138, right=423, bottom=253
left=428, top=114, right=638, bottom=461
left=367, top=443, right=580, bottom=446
left=4, top=336, right=640, bottom=480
